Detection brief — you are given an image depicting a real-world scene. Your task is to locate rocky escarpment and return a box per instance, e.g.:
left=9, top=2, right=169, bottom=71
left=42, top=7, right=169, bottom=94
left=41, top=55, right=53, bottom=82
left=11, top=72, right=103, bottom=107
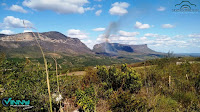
left=93, top=42, right=158, bottom=55
left=0, top=31, right=93, bottom=55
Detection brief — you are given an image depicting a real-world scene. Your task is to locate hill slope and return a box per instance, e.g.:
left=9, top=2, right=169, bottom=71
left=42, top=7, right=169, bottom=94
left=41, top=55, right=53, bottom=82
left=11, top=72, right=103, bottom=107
left=93, top=42, right=159, bottom=55
left=0, top=34, right=7, bottom=37
left=0, top=31, right=93, bottom=57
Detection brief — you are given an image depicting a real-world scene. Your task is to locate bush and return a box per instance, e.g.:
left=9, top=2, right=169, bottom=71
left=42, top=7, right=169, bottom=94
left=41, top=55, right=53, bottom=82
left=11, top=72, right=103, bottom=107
left=154, top=95, right=178, bottom=111
left=109, top=90, right=147, bottom=112
left=96, top=64, right=142, bottom=93
left=75, top=86, right=98, bottom=112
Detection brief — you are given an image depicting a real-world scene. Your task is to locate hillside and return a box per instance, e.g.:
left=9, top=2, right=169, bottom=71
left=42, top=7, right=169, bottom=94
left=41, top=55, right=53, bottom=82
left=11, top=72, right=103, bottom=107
left=0, top=32, right=164, bottom=60
left=93, top=42, right=160, bottom=56
left=0, top=34, right=7, bottom=37
left=0, top=31, right=165, bottom=65
left=0, top=31, right=93, bottom=57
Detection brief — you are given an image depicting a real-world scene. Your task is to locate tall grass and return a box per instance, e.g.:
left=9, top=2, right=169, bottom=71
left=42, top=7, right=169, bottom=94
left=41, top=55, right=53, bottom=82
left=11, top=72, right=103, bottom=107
left=51, top=56, right=59, bottom=92
left=51, top=56, right=63, bottom=112
left=23, top=21, right=53, bottom=112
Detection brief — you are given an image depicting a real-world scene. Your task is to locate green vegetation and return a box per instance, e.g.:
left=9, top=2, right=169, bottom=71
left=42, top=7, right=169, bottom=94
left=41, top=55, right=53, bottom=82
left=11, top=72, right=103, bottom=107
left=0, top=54, right=200, bottom=111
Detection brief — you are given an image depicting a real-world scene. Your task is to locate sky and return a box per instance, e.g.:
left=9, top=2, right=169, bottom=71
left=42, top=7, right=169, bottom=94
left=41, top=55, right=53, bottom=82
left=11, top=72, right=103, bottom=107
left=0, top=0, right=200, bottom=53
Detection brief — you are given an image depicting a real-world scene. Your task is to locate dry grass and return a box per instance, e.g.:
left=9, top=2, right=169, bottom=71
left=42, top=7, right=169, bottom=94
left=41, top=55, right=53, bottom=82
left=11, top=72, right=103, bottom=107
left=23, top=21, right=53, bottom=112
left=96, top=99, right=110, bottom=112
left=59, top=71, right=86, bottom=77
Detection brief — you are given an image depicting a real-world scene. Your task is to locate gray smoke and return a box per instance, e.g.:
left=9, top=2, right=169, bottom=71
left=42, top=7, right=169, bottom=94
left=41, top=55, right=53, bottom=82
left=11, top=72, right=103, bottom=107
left=103, top=0, right=152, bottom=43
left=104, top=22, right=119, bottom=42
left=102, top=1, right=153, bottom=53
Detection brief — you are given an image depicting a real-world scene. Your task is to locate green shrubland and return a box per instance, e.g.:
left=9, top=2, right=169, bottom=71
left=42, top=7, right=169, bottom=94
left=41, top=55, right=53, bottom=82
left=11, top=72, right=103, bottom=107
left=0, top=55, right=200, bottom=111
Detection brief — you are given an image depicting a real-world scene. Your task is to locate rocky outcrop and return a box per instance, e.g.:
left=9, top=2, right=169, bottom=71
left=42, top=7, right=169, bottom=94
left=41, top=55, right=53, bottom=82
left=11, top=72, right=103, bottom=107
left=93, top=42, right=158, bottom=55
left=0, top=31, right=93, bottom=55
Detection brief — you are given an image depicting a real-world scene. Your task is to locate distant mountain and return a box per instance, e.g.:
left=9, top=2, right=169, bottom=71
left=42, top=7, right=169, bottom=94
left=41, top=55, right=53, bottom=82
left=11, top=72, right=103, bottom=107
left=0, top=34, right=7, bottom=37
left=176, top=53, right=200, bottom=57
left=0, top=31, right=93, bottom=57
left=93, top=43, right=159, bottom=55
left=0, top=31, right=163, bottom=60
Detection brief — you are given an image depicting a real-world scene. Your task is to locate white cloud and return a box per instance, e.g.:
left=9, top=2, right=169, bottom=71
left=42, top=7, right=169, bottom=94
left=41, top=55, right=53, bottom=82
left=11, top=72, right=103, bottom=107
left=23, top=0, right=89, bottom=14
left=96, top=34, right=108, bottom=42
left=162, top=24, right=175, bottom=28
left=109, top=34, right=138, bottom=43
left=133, top=33, right=189, bottom=48
left=136, top=37, right=189, bottom=49
left=135, top=21, right=150, bottom=29
left=144, top=33, right=159, bottom=38
left=95, top=10, right=102, bottom=16
left=96, top=30, right=139, bottom=44
left=140, top=37, right=147, bottom=40
left=96, top=32, right=199, bottom=52
left=118, top=36, right=137, bottom=41
left=93, top=27, right=105, bottom=31
left=118, top=30, right=139, bottom=37
left=0, top=16, right=33, bottom=29
left=67, top=29, right=88, bottom=40
left=189, top=38, right=200, bottom=48
left=23, top=30, right=32, bottom=33
left=157, top=6, right=166, bottom=11
left=188, top=34, right=200, bottom=38
left=151, top=38, right=188, bottom=48
left=84, top=7, right=95, bottom=11
left=81, top=39, right=97, bottom=49
left=109, top=2, right=129, bottom=16
left=0, top=30, right=14, bottom=35
left=9, top=5, right=27, bottom=13
left=96, top=31, right=197, bottom=52
left=174, top=35, right=184, bottom=38
left=144, top=33, right=168, bottom=38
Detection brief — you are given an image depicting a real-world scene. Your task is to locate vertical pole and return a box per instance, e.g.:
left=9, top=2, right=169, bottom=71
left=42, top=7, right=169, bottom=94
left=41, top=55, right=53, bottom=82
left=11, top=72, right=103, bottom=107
left=169, top=75, right=171, bottom=87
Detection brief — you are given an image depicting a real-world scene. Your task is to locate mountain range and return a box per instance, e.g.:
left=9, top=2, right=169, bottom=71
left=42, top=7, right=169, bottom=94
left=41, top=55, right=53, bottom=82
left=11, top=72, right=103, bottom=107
left=0, top=31, right=161, bottom=59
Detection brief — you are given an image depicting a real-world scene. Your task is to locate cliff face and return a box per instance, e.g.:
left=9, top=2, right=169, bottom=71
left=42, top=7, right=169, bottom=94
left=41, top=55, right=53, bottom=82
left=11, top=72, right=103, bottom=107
left=93, top=43, right=157, bottom=55
left=129, top=44, right=157, bottom=54
left=0, top=31, right=93, bottom=55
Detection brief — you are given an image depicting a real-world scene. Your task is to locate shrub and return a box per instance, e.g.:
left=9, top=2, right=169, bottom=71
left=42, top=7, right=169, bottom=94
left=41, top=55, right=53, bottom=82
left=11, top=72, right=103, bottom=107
left=75, top=86, right=98, bottom=112
left=154, top=95, right=178, bottom=111
left=109, top=90, right=147, bottom=112
left=96, top=65, right=142, bottom=93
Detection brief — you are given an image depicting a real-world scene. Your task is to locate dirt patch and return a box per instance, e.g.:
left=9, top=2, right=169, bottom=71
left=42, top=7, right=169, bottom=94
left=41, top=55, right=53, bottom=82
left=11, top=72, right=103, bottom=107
left=60, top=71, right=86, bottom=76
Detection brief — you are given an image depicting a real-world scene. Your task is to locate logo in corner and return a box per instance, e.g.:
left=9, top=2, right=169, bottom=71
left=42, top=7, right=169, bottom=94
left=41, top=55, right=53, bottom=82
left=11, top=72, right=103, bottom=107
left=2, top=98, right=10, bottom=106
left=173, top=1, right=199, bottom=12
left=2, top=97, right=33, bottom=110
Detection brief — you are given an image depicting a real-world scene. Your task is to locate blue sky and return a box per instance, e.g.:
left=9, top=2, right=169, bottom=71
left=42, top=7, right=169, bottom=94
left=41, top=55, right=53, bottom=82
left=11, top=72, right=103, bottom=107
left=0, top=0, right=200, bottom=53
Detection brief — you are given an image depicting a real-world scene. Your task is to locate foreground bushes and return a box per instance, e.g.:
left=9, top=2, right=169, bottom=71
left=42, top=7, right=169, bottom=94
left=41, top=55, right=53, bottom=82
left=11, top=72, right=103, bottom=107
left=96, top=64, right=142, bottom=93
left=78, top=64, right=143, bottom=111
left=1, top=55, right=200, bottom=111
left=79, top=58, right=200, bottom=111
